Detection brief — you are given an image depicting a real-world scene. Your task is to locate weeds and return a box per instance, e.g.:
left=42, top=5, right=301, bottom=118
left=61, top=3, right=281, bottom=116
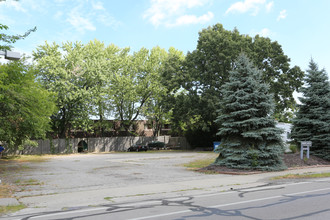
left=104, top=197, right=114, bottom=202
left=0, top=183, right=16, bottom=198
left=182, top=154, right=218, bottom=170
left=272, top=172, right=330, bottom=180
left=14, top=178, right=43, bottom=186
left=0, top=204, right=26, bottom=215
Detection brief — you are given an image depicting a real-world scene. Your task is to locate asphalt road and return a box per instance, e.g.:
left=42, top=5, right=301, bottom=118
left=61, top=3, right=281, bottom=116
left=7, top=178, right=330, bottom=220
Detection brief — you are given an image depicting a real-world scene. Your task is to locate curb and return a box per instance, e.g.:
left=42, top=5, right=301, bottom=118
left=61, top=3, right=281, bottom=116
left=197, top=165, right=330, bottom=175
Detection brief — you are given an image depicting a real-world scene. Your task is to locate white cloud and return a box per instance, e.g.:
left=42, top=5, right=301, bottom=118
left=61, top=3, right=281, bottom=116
left=277, top=9, right=287, bottom=21
left=143, top=0, right=213, bottom=27
left=168, top=11, right=214, bottom=27
left=226, top=0, right=273, bottom=16
left=257, top=28, right=271, bottom=37
left=97, top=14, right=121, bottom=28
left=0, top=1, right=26, bottom=12
left=250, top=28, right=273, bottom=37
left=24, top=0, right=48, bottom=13
left=67, top=7, right=96, bottom=33
left=0, top=0, right=26, bottom=12
left=92, top=1, right=105, bottom=11
left=266, top=1, right=273, bottom=12
left=65, top=1, right=121, bottom=33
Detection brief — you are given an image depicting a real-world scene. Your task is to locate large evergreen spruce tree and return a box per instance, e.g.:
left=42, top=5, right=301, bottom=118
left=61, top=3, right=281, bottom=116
left=291, top=60, right=330, bottom=160
left=214, top=54, right=286, bottom=171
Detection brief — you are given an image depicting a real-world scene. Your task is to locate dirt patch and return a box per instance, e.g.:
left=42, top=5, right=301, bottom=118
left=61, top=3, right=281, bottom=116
left=284, top=153, right=330, bottom=167
left=0, top=184, right=18, bottom=198
left=198, top=153, right=330, bottom=175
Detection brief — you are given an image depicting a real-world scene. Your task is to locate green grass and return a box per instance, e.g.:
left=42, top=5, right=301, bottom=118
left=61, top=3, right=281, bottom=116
left=14, top=178, right=43, bottom=186
left=272, top=172, right=330, bottom=180
left=0, top=204, right=26, bottom=215
left=182, top=154, right=218, bottom=170
left=104, top=197, right=114, bottom=201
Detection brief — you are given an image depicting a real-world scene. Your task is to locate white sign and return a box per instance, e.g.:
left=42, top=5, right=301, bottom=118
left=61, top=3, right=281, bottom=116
left=301, top=141, right=312, bottom=146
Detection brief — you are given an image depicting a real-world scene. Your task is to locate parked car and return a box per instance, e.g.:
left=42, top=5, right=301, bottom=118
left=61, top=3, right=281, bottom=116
left=127, top=143, right=148, bottom=152
left=147, top=141, right=165, bottom=150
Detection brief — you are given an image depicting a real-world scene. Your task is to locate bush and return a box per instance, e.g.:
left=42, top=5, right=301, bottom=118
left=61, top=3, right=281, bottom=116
left=289, top=144, right=298, bottom=153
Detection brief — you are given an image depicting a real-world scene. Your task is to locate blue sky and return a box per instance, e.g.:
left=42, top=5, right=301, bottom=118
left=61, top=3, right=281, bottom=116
left=1, top=0, right=329, bottom=74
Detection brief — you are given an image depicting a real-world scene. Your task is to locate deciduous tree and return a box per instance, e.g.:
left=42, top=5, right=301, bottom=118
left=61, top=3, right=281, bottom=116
left=33, top=41, right=94, bottom=137
left=0, top=60, right=55, bottom=151
left=0, top=23, right=36, bottom=51
left=110, top=47, right=166, bottom=134
left=180, top=24, right=303, bottom=146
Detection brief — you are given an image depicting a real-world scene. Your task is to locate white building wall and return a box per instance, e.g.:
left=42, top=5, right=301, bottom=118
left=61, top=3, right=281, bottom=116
left=276, top=122, right=292, bottom=152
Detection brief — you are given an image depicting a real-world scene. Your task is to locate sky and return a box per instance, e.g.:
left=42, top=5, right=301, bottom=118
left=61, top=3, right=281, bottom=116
left=0, top=0, right=329, bottom=75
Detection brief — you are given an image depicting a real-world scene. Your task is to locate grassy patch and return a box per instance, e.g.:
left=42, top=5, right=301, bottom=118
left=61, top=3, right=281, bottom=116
left=126, top=193, right=156, bottom=197
left=104, top=197, right=114, bottom=201
left=272, top=172, right=330, bottom=180
left=172, top=187, right=203, bottom=192
left=0, top=204, right=26, bottom=215
left=182, top=154, right=218, bottom=170
left=14, top=178, right=43, bottom=186
left=2, top=155, right=49, bottom=163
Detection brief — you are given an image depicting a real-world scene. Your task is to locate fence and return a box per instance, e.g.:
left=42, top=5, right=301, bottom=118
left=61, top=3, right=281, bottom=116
left=20, top=136, right=190, bottom=155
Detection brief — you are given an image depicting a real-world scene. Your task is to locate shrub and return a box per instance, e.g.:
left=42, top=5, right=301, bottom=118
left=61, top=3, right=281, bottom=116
left=289, top=144, right=298, bottom=153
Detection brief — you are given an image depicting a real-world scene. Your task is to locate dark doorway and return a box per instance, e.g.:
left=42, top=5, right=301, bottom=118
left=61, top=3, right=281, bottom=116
left=78, top=140, right=88, bottom=153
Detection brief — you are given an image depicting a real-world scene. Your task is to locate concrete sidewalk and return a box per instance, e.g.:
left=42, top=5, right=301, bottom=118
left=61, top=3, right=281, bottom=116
left=5, top=166, right=330, bottom=216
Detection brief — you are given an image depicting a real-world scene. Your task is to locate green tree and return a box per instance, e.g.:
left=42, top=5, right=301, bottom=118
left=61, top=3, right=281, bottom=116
left=0, top=23, right=36, bottom=51
left=0, top=60, right=55, bottom=151
left=110, top=47, right=165, bottom=134
left=179, top=24, right=304, bottom=147
left=291, top=60, right=330, bottom=160
left=143, top=47, right=184, bottom=136
left=214, top=54, right=286, bottom=171
left=33, top=41, right=94, bottom=138
left=81, top=40, right=113, bottom=136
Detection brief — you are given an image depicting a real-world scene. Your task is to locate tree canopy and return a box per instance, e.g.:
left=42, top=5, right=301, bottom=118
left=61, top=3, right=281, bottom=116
left=171, top=23, right=304, bottom=147
left=0, top=60, right=55, bottom=151
left=291, top=60, right=330, bottom=160
left=214, top=54, right=285, bottom=171
left=33, top=40, right=176, bottom=137
left=0, top=23, right=36, bottom=51
left=33, top=41, right=94, bottom=137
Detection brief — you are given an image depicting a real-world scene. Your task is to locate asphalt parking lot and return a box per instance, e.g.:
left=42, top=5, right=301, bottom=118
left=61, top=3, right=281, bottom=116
left=9, top=152, right=219, bottom=198
left=3, top=151, right=330, bottom=218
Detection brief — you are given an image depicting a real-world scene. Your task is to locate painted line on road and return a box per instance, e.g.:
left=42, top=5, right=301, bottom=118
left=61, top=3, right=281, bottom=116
left=193, top=181, right=309, bottom=198
left=285, top=187, right=330, bottom=196
left=239, top=181, right=309, bottom=192
left=129, top=187, right=330, bottom=220
left=120, top=200, right=162, bottom=207
left=13, top=183, right=330, bottom=220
